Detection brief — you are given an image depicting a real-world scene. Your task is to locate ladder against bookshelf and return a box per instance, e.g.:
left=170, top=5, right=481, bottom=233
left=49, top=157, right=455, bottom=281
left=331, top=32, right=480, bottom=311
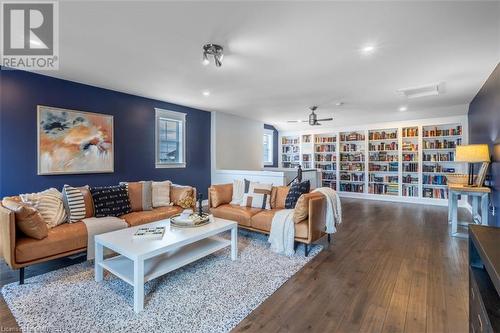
left=281, top=135, right=300, bottom=168
left=314, top=134, right=337, bottom=190
left=368, top=128, right=399, bottom=196
left=422, top=124, right=463, bottom=199
left=339, top=131, right=365, bottom=193
left=402, top=126, right=419, bottom=197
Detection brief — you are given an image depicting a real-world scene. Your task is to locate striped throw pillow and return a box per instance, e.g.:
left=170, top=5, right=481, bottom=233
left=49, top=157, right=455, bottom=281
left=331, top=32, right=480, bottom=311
left=63, top=185, right=87, bottom=222
left=20, top=188, right=67, bottom=228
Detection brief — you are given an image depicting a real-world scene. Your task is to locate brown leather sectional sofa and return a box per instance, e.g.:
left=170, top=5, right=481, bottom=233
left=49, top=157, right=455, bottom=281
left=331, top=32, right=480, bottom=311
left=0, top=184, right=195, bottom=284
left=208, top=183, right=328, bottom=255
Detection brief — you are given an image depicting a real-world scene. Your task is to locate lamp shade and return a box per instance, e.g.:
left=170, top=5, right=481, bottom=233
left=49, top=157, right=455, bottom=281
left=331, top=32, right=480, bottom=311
left=455, top=144, right=490, bottom=162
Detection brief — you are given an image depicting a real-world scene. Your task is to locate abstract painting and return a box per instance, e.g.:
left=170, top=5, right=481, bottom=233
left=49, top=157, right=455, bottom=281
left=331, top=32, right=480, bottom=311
left=37, top=106, right=114, bottom=175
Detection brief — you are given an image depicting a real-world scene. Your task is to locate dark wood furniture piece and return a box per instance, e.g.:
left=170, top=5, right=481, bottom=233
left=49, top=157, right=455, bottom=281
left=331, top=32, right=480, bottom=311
left=469, top=225, right=500, bottom=333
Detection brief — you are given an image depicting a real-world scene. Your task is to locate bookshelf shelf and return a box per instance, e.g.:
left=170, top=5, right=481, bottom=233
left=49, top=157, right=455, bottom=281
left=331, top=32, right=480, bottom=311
left=339, top=131, right=365, bottom=193
left=314, top=133, right=337, bottom=190
left=281, top=135, right=300, bottom=168
left=278, top=118, right=466, bottom=203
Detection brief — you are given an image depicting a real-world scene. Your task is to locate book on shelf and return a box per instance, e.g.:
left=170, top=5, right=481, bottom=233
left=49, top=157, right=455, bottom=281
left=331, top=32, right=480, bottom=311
left=423, top=188, right=448, bottom=199
left=368, top=131, right=397, bottom=140
left=402, top=127, right=418, bottom=137
left=340, top=132, right=365, bottom=141
left=315, top=136, right=336, bottom=143
left=423, top=126, right=462, bottom=137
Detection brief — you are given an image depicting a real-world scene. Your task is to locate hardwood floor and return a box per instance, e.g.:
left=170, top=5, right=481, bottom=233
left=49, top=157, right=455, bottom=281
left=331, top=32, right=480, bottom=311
left=233, top=199, right=470, bottom=333
left=0, top=199, right=470, bottom=332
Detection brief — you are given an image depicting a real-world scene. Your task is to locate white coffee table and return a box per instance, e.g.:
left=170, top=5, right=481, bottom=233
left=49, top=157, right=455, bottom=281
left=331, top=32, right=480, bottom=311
left=94, top=217, right=238, bottom=313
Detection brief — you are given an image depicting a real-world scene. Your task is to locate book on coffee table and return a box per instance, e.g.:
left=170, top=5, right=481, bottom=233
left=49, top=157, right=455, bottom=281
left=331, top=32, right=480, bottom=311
left=132, top=226, right=165, bottom=240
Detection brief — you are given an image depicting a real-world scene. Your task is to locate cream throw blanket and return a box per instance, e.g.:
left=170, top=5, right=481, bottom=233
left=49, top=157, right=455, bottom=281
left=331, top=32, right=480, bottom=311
left=268, top=209, right=295, bottom=256
left=313, top=187, right=342, bottom=233
left=82, top=217, right=128, bottom=260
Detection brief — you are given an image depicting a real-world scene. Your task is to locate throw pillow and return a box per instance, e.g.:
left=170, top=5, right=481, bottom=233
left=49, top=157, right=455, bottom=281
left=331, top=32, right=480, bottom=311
left=271, top=186, right=290, bottom=209
left=20, top=188, right=67, bottom=228
left=152, top=181, right=171, bottom=207
left=121, top=181, right=153, bottom=212
left=170, top=184, right=194, bottom=206
left=2, top=198, right=48, bottom=239
left=62, top=185, right=90, bottom=222
left=90, top=185, right=131, bottom=217
left=240, top=182, right=273, bottom=209
left=293, top=192, right=323, bottom=223
left=285, top=180, right=310, bottom=209
left=230, top=179, right=250, bottom=205
left=210, top=183, right=233, bottom=208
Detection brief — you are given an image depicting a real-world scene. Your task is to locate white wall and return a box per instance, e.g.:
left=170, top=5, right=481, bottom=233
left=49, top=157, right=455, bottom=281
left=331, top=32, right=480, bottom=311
left=211, top=112, right=264, bottom=182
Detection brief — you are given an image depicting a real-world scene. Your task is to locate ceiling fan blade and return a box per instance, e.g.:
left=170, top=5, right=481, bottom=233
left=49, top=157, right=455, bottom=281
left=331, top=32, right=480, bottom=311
left=313, top=122, right=321, bottom=126
left=287, top=120, right=308, bottom=123
left=316, top=118, right=333, bottom=121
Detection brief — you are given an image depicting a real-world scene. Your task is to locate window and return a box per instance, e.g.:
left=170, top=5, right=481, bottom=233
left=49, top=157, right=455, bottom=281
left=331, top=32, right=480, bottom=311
left=155, top=108, right=186, bottom=168
left=263, top=129, right=274, bottom=166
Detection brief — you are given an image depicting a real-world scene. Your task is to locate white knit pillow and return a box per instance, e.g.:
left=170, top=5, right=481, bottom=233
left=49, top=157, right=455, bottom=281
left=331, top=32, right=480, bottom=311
left=152, top=181, right=171, bottom=207
left=20, top=188, right=67, bottom=228
left=240, top=183, right=273, bottom=209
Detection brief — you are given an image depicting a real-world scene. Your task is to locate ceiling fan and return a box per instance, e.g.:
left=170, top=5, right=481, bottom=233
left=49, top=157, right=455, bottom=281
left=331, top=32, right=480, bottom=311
left=287, top=106, right=333, bottom=126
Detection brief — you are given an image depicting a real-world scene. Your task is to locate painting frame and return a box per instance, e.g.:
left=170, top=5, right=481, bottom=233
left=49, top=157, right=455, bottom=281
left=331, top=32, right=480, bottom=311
left=37, top=105, right=114, bottom=175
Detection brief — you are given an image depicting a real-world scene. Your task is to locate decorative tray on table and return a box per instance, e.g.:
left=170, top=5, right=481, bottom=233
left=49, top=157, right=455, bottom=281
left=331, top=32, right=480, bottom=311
left=170, top=213, right=211, bottom=228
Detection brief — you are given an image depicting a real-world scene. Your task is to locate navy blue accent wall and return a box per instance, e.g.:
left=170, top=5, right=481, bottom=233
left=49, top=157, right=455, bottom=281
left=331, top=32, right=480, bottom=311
left=264, top=124, right=279, bottom=167
left=468, top=63, right=500, bottom=227
left=0, top=68, right=211, bottom=198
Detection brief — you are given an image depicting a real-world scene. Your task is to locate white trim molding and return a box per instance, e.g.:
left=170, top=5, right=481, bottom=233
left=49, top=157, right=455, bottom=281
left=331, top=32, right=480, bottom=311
left=155, top=108, right=187, bottom=169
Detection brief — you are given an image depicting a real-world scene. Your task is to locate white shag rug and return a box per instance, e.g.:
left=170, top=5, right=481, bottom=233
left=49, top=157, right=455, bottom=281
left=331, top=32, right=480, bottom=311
left=2, top=230, right=321, bottom=333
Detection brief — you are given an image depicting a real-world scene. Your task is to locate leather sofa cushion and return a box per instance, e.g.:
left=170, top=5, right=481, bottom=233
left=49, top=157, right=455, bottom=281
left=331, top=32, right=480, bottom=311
left=210, top=204, right=262, bottom=227
left=210, top=184, right=233, bottom=208
left=2, top=197, right=48, bottom=240
left=15, top=222, right=87, bottom=263
left=270, top=186, right=289, bottom=209
left=120, top=206, right=182, bottom=227
left=251, top=209, right=308, bottom=239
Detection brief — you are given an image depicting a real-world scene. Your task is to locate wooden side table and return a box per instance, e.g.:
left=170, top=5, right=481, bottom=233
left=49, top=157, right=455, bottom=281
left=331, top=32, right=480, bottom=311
left=448, top=183, right=490, bottom=238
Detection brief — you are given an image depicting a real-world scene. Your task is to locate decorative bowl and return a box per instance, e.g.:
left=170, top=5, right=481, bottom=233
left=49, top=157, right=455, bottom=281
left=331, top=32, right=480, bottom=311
left=170, top=213, right=211, bottom=228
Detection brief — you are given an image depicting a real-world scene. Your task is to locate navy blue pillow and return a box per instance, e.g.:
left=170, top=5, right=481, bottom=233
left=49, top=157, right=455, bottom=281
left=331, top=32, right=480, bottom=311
left=90, top=185, right=131, bottom=217
left=285, top=180, right=310, bottom=209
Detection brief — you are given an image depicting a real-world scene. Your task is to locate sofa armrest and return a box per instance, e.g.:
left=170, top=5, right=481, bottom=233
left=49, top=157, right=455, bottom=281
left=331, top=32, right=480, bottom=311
left=0, top=205, right=17, bottom=269
left=307, top=194, right=327, bottom=243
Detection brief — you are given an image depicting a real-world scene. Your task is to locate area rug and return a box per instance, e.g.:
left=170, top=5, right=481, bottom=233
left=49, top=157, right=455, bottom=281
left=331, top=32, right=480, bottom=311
left=2, top=230, right=321, bottom=333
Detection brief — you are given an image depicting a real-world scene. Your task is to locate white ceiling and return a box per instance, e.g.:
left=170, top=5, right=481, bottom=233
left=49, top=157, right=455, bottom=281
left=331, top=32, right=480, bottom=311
left=42, top=1, right=500, bottom=130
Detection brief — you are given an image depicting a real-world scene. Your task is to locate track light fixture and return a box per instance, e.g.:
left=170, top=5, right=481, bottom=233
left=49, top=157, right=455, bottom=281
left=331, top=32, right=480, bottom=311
left=202, top=44, right=223, bottom=67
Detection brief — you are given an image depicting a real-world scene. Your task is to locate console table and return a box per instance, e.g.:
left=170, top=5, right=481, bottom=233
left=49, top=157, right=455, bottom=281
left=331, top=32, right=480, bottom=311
left=469, top=225, right=500, bottom=333
left=448, top=184, right=490, bottom=238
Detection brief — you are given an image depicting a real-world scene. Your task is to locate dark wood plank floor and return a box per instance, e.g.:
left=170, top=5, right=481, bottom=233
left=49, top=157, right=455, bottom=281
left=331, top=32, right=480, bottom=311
left=0, top=199, right=470, bottom=332
left=233, top=199, right=470, bottom=333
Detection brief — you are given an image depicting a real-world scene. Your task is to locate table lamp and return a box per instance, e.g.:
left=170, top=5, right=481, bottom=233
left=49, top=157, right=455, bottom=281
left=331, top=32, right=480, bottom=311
left=455, top=144, right=490, bottom=186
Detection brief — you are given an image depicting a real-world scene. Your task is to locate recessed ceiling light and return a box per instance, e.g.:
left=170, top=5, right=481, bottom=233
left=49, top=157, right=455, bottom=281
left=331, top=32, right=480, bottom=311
left=361, top=44, right=376, bottom=54
left=399, top=106, right=408, bottom=112
left=202, top=91, right=210, bottom=96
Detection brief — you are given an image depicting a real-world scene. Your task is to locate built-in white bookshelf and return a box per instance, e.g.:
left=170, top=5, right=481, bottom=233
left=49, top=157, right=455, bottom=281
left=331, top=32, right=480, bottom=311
left=301, top=134, right=313, bottom=169
left=368, top=128, right=399, bottom=196
left=401, top=126, right=419, bottom=197
left=314, top=134, right=337, bottom=190
left=339, top=131, right=365, bottom=193
left=421, top=124, right=463, bottom=199
left=281, top=135, right=300, bottom=168
left=278, top=116, right=467, bottom=205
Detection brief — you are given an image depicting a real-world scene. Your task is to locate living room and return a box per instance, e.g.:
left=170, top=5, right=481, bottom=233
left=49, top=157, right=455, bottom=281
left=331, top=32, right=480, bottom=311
left=0, top=1, right=499, bottom=332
